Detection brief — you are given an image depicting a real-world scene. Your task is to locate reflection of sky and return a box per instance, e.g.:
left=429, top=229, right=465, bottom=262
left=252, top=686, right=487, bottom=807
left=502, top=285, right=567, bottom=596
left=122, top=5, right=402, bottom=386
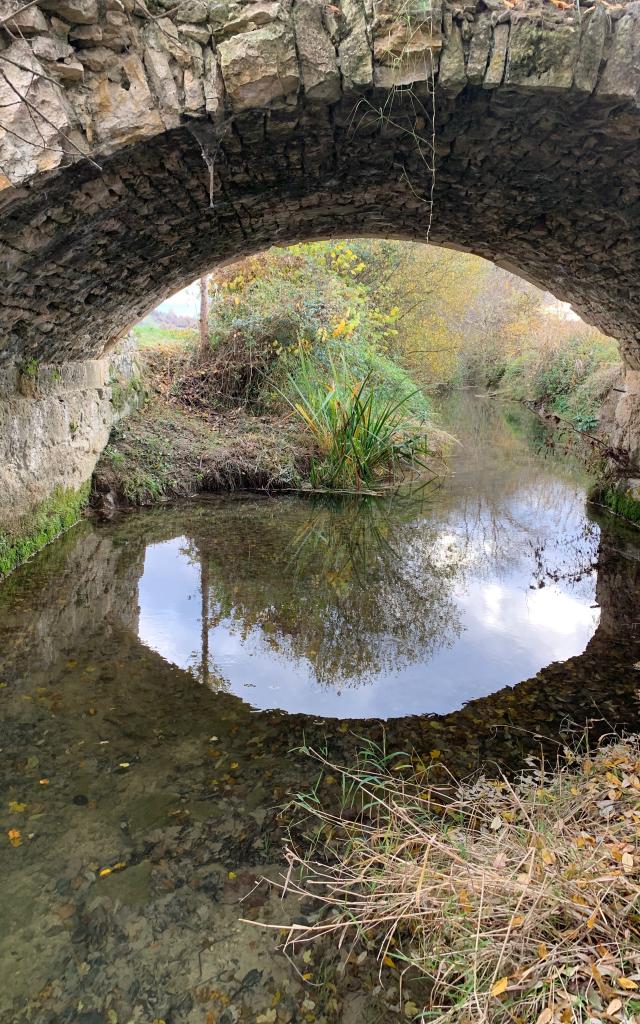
left=137, top=525, right=600, bottom=719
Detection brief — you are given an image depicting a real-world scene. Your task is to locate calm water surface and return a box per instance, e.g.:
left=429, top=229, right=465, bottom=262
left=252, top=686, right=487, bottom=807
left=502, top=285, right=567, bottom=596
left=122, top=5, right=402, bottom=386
left=2, top=396, right=640, bottom=1024
left=136, top=396, right=600, bottom=717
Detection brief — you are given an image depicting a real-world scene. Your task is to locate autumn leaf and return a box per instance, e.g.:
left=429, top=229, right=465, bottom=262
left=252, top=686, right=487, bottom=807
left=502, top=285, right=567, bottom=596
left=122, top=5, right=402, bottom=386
left=7, top=828, right=21, bottom=848
left=618, top=977, right=638, bottom=990
left=536, top=1008, right=554, bottom=1024
left=8, top=801, right=26, bottom=813
left=491, top=977, right=509, bottom=997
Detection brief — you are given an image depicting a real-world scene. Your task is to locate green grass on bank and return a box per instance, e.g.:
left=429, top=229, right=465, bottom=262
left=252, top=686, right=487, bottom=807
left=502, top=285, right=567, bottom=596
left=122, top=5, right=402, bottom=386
left=0, top=483, right=90, bottom=579
left=132, top=323, right=196, bottom=349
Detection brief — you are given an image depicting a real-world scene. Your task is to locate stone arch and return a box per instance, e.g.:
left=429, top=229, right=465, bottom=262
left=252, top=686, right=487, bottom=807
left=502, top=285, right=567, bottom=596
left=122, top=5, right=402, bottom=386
left=3, top=0, right=640, bottom=530
left=2, top=0, right=640, bottom=366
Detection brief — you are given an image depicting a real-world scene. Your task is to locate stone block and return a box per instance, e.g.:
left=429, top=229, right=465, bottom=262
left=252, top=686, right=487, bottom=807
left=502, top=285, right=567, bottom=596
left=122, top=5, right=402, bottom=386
left=598, top=8, right=640, bottom=102
left=339, top=0, right=373, bottom=91
left=506, top=18, right=580, bottom=91
left=218, top=21, right=299, bottom=111
left=439, top=21, right=466, bottom=96
left=293, top=0, right=341, bottom=104
left=37, top=0, right=99, bottom=26
left=483, top=22, right=509, bottom=88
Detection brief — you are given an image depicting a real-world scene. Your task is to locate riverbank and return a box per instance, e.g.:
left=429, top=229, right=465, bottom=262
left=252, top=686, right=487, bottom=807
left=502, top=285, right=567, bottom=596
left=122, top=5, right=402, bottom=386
left=92, top=396, right=313, bottom=509
left=271, top=735, right=640, bottom=1024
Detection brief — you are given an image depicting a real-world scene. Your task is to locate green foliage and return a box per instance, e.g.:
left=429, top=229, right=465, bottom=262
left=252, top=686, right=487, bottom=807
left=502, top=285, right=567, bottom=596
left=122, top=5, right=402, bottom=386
left=205, top=243, right=426, bottom=416
left=0, top=483, right=90, bottom=578
left=284, top=356, right=436, bottom=490
left=501, top=330, right=620, bottom=431
left=591, top=483, right=640, bottom=525
left=20, top=357, right=39, bottom=379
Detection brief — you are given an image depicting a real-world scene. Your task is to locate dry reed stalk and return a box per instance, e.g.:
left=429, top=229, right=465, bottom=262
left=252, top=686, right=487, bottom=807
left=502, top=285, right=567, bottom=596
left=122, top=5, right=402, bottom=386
left=246, top=738, right=640, bottom=1023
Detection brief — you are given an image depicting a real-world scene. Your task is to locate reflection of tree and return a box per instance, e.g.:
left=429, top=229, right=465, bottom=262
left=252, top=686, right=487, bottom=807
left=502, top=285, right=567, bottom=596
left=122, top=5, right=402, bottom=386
left=170, top=395, right=603, bottom=692
left=183, top=495, right=465, bottom=689
left=429, top=395, right=600, bottom=585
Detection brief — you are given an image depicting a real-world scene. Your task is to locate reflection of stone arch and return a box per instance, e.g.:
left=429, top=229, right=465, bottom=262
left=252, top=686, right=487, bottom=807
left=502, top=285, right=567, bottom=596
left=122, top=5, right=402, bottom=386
left=2, top=511, right=639, bottom=763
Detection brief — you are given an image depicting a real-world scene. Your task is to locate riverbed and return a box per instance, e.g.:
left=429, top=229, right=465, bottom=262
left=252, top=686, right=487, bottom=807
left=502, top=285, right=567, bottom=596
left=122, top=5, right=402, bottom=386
left=1, top=396, right=640, bottom=1023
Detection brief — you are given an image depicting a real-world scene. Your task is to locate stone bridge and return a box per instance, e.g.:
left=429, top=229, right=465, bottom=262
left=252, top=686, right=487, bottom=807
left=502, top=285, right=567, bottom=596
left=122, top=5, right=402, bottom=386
left=3, top=0, right=640, bottom=510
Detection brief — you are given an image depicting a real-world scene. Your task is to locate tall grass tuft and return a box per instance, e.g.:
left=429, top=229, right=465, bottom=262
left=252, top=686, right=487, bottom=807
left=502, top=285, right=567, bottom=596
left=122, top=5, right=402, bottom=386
left=284, top=357, right=441, bottom=491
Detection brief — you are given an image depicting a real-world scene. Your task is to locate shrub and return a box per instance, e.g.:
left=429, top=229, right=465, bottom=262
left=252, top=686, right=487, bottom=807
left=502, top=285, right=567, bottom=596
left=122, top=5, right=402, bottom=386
left=284, top=356, right=439, bottom=490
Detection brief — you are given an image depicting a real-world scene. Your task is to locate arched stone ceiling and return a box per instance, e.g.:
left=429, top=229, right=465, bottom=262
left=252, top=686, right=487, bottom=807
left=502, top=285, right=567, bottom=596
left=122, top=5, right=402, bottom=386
left=2, top=0, right=640, bottom=365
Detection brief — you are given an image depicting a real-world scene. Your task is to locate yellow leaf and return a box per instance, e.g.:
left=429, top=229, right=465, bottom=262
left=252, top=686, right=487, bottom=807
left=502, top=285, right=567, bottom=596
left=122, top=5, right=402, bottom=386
left=541, top=848, right=556, bottom=866
left=8, top=801, right=26, bottom=813
left=510, top=915, right=525, bottom=928
left=538, top=943, right=549, bottom=960
left=7, top=828, right=21, bottom=848
left=98, top=867, right=112, bottom=878
left=618, top=977, right=639, bottom=990
left=430, top=749, right=441, bottom=760
left=536, top=1009, right=554, bottom=1024
left=491, top=977, right=509, bottom=998
left=228, top=871, right=237, bottom=880
left=383, top=955, right=396, bottom=969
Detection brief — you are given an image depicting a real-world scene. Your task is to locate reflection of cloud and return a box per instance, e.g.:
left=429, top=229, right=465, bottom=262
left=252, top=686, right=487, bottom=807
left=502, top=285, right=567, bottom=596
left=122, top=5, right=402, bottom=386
left=527, top=587, right=599, bottom=636
left=138, top=537, right=201, bottom=670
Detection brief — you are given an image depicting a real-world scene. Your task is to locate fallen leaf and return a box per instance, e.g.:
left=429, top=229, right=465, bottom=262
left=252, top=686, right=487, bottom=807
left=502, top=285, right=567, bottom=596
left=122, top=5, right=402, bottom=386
left=618, top=977, right=638, bottom=991
left=606, top=998, right=623, bottom=1016
left=8, top=801, right=26, bottom=813
left=7, top=828, right=21, bottom=848
left=491, top=977, right=509, bottom=997
left=536, top=1009, right=554, bottom=1024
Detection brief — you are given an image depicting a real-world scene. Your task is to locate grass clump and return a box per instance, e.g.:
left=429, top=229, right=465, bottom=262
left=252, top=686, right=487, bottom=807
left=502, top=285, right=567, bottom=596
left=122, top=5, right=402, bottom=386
left=262, top=738, right=640, bottom=1024
left=285, top=357, right=442, bottom=490
left=0, top=483, right=90, bottom=578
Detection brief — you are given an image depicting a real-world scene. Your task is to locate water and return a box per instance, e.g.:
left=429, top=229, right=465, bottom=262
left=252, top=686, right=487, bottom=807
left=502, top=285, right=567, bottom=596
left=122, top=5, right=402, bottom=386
left=2, top=395, right=640, bottom=1024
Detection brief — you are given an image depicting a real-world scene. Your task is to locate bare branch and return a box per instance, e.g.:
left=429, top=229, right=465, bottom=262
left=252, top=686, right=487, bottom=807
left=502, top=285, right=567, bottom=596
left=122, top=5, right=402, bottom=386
left=0, top=1, right=42, bottom=30
left=0, top=52, right=64, bottom=88
left=0, top=67, right=102, bottom=171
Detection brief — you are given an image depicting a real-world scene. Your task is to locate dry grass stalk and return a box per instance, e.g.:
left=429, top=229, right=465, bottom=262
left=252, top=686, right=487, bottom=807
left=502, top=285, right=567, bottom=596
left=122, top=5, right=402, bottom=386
left=250, top=739, right=640, bottom=1023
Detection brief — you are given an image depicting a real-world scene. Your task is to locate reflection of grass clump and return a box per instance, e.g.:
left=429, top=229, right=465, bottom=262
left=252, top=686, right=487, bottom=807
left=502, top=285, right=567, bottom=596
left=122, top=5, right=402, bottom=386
left=265, top=738, right=640, bottom=1024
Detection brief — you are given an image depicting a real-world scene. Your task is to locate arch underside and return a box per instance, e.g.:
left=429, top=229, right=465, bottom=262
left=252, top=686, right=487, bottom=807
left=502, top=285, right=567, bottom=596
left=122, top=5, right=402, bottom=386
left=2, top=82, right=640, bottom=367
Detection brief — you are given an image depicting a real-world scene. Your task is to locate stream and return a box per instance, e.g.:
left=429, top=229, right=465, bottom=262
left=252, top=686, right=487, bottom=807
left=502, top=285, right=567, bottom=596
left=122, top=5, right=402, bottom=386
left=1, top=395, right=640, bottom=1024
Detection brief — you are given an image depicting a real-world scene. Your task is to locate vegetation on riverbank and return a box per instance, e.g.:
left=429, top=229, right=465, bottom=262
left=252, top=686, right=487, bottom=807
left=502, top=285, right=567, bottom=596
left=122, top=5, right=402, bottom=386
left=107, top=238, right=624, bottom=505
left=0, top=483, right=90, bottom=579
left=268, top=736, right=640, bottom=1024
left=101, top=244, right=449, bottom=503
left=93, top=399, right=311, bottom=506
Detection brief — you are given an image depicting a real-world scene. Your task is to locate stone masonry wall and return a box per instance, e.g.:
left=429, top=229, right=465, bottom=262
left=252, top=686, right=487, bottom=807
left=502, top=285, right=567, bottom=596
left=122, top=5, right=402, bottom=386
left=0, top=338, right=139, bottom=530
left=3, top=0, right=640, bottom=483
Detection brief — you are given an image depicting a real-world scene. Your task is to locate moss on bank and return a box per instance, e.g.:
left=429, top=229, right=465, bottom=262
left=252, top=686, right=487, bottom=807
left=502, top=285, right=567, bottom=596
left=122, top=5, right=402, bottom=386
left=589, top=480, right=640, bottom=526
left=0, top=482, right=90, bottom=579
left=92, top=398, right=313, bottom=507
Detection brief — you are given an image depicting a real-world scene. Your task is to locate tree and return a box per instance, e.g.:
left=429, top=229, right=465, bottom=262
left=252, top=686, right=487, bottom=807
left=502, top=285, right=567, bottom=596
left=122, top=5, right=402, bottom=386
left=199, top=274, right=210, bottom=351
